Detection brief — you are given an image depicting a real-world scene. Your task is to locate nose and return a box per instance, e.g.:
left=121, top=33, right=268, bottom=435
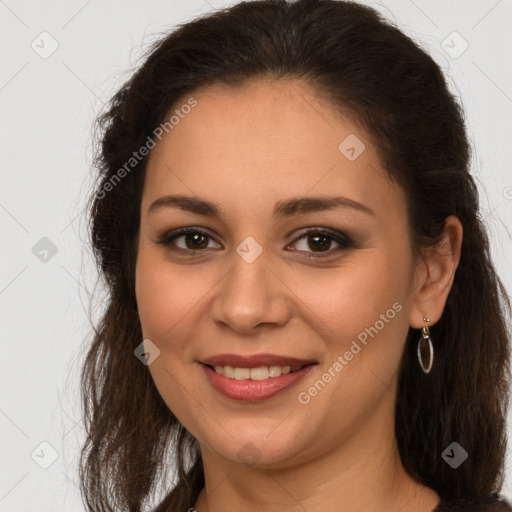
left=209, top=249, right=292, bottom=334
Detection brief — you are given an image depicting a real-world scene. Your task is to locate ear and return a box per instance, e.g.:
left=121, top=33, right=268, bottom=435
left=409, top=215, right=463, bottom=329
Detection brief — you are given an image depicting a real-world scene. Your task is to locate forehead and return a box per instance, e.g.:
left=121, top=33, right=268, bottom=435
left=141, top=78, right=404, bottom=221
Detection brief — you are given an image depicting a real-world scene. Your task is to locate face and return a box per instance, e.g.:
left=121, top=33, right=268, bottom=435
left=135, top=78, right=418, bottom=469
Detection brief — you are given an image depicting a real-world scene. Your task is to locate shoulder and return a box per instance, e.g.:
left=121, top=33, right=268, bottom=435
left=434, top=493, right=512, bottom=511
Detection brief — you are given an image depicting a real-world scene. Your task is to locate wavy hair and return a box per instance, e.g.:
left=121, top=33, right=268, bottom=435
left=79, top=0, right=511, bottom=510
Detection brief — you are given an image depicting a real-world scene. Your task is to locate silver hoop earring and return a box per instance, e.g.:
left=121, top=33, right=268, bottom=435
left=417, top=317, right=433, bottom=374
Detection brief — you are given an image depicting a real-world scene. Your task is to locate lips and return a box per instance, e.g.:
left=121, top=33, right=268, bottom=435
left=200, top=362, right=316, bottom=401
left=200, top=353, right=316, bottom=368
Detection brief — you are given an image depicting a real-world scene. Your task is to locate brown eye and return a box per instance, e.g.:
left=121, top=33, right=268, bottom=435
left=180, top=232, right=209, bottom=250
left=156, top=228, right=221, bottom=254
left=304, top=233, right=332, bottom=252
left=289, top=228, right=354, bottom=257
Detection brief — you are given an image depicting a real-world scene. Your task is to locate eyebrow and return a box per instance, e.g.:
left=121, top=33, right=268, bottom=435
left=147, top=194, right=375, bottom=219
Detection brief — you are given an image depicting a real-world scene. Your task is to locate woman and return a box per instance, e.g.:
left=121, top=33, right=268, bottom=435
left=79, top=0, right=512, bottom=510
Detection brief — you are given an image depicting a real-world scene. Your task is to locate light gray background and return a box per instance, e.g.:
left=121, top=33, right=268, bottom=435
left=1, top=1, right=511, bottom=510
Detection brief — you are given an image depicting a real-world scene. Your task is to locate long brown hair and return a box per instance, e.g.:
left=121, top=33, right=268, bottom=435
left=79, top=1, right=512, bottom=510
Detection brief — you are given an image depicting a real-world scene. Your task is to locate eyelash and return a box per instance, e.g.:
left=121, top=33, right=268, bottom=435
left=155, top=226, right=354, bottom=259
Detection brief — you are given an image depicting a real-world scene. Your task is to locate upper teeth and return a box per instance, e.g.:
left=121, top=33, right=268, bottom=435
left=213, top=365, right=304, bottom=380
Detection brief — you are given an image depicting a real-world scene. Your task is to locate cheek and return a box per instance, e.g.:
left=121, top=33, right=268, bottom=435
left=287, top=249, right=411, bottom=378
left=289, top=252, right=410, bottom=429
left=298, top=253, right=406, bottom=329
left=135, top=248, right=208, bottom=429
left=135, top=246, right=205, bottom=345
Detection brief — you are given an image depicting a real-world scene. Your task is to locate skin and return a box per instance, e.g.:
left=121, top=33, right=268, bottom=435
left=135, top=78, right=463, bottom=512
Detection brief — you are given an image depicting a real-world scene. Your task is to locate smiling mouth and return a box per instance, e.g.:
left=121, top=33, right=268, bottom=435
left=199, top=361, right=316, bottom=402
left=203, top=363, right=313, bottom=381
